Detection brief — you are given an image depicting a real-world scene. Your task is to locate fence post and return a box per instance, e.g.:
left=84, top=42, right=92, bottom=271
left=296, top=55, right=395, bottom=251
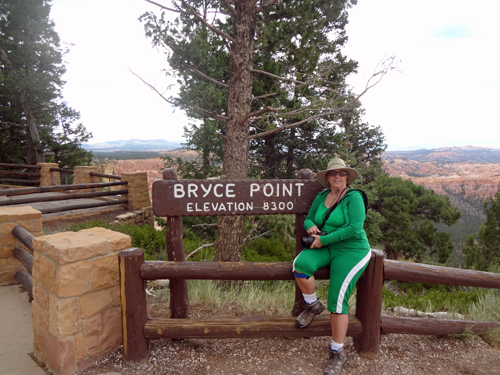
left=292, top=169, right=314, bottom=316
left=162, top=168, right=189, bottom=319
left=119, top=248, right=149, bottom=365
left=37, top=163, right=60, bottom=186
left=353, top=249, right=384, bottom=359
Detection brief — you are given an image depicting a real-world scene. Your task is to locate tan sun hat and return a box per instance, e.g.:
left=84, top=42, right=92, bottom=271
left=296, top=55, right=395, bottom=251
left=316, top=157, right=359, bottom=187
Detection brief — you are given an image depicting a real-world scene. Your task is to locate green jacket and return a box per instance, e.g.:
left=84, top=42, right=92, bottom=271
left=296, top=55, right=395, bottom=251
left=303, top=188, right=369, bottom=249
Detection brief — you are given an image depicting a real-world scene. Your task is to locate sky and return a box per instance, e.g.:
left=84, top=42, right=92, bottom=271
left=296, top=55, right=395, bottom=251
left=50, top=0, right=500, bottom=151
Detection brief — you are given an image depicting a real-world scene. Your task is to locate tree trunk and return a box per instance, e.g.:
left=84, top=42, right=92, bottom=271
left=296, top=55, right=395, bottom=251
left=21, top=92, right=45, bottom=163
left=214, top=4, right=256, bottom=263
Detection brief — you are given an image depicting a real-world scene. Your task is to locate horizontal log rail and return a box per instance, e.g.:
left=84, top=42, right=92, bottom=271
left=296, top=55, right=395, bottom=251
left=384, top=260, right=500, bottom=289
left=141, top=261, right=329, bottom=281
left=13, top=247, right=34, bottom=275
left=14, top=270, right=33, bottom=299
left=0, top=181, right=128, bottom=197
left=90, top=172, right=121, bottom=180
left=0, top=170, right=40, bottom=178
left=49, top=167, right=73, bottom=174
left=0, top=189, right=128, bottom=207
left=0, top=163, right=40, bottom=170
left=12, top=225, right=35, bottom=254
left=145, top=315, right=362, bottom=340
left=0, top=178, right=40, bottom=186
left=39, top=199, right=128, bottom=214
left=380, top=314, right=500, bottom=336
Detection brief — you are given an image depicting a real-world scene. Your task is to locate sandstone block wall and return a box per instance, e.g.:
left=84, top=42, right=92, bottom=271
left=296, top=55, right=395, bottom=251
left=0, top=206, right=42, bottom=285
left=120, top=172, right=152, bottom=210
left=31, top=228, right=131, bottom=375
left=72, top=166, right=98, bottom=193
left=37, top=162, right=61, bottom=187
left=114, top=206, right=154, bottom=227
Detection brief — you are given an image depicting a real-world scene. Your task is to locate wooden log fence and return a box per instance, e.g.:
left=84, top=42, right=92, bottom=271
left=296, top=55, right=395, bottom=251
left=0, top=163, right=40, bottom=170
left=11, top=225, right=35, bottom=299
left=0, top=163, right=41, bottom=186
left=118, top=168, right=500, bottom=366
left=0, top=181, right=127, bottom=197
left=0, top=180, right=128, bottom=214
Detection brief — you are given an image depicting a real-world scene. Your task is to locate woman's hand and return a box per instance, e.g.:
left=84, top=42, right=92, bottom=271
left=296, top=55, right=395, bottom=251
left=307, top=225, right=320, bottom=235
left=309, top=234, right=322, bottom=249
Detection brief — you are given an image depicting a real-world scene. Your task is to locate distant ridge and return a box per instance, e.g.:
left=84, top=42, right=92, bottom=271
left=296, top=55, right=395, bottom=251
left=384, top=146, right=500, bottom=163
left=83, top=139, right=183, bottom=151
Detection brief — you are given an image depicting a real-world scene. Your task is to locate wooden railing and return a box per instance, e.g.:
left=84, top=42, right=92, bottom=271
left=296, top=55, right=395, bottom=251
left=11, top=225, right=35, bottom=298
left=117, top=168, right=500, bottom=366
left=0, top=181, right=128, bottom=214
left=0, top=163, right=40, bottom=186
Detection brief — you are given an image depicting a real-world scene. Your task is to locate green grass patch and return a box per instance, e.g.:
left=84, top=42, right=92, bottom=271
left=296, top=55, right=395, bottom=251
left=187, top=280, right=296, bottom=316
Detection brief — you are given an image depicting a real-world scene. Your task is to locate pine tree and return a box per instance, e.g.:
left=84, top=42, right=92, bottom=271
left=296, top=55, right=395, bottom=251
left=140, top=0, right=395, bottom=261
left=0, top=0, right=92, bottom=167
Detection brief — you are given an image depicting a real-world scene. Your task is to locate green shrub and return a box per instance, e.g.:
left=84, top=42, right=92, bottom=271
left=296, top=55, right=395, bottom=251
left=68, top=220, right=166, bottom=260
left=242, top=237, right=295, bottom=262
left=382, top=281, right=486, bottom=315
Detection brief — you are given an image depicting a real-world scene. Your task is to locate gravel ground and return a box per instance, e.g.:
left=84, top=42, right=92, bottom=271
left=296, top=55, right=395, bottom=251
left=70, top=297, right=500, bottom=375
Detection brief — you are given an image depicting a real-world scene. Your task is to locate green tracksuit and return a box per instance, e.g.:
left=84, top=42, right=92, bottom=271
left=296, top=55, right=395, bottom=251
left=293, top=188, right=371, bottom=314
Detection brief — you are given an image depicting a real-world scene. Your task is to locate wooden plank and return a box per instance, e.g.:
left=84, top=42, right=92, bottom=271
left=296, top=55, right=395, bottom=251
left=141, top=261, right=330, bottom=281
left=39, top=199, right=128, bottom=214
left=119, top=248, right=149, bottom=366
left=0, top=189, right=128, bottom=207
left=163, top=168, right=188, bottom=319
left=152, top=177, right=324, bottom=217
left=353, top=250, right=384, bottom=359
left=12, top=225, right=35, bottom=254
left=144, top=315, right=362, bottom=340
left=0, top=178, right=39, bottom=186
left=0, top=170, right=40, bottom=178
left=49, top=168, right=73, bottom=174
left=13, top=247, right=34, bottom=275
left=0, top=181, right=128, bottom=197
left=0, top=163, right=40, bottom=170
left=384, top=260, right=500, bottom=289
left=89, top=172, right=121, bottom=180
left=14, top=270, right=33, bottom=299
left=380, top=314, right=500, bottom=336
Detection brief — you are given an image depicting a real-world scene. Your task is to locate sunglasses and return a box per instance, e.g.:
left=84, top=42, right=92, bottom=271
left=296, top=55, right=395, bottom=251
left=327, top=170, right=348, bottom=177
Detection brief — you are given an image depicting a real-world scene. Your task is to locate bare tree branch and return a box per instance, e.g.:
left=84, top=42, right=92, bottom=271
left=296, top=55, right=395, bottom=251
left=145, top=0, right=183, bottom=13
left=256, top=0, right=280, bottom=12
left=239, top=106, right=278, bottom=124
left=220, top=0, right=237, bottom=17
left=189, top=66, right=229, bottom=89
left=130, top=69, right=228, bottom=122
left=252, top=92, right=278, bottom=101
left=243, top=230, right=271, bottom=244
left=248, top=106, right=354, bottom=139
left=186, top=242, right=215, bottom=260
left=180, top=0, right=236, bottom=43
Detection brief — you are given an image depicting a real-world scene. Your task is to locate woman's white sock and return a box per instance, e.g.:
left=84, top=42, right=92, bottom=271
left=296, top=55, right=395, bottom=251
left=302, top=292, right=317, bottom=305
left=330, top=340, right=344, bottom=352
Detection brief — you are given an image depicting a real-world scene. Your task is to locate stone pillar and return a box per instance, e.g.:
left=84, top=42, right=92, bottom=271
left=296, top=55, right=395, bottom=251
left=37, top=163, right=61, bottom=187
left=120, top=172, right=152, bottom=210
left=72, top=166, right=98, bottom=193
left=31, top=228, right=131, bottom=375
left=0, top=206, right=42, bottom=285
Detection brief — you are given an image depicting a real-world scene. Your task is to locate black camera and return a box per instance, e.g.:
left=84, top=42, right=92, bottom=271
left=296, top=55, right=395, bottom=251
left=301, top=231, right=325, bottom=248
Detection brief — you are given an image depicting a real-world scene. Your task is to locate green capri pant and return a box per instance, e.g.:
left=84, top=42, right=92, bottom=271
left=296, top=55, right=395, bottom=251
left=293, top=245, right=371, bottom=314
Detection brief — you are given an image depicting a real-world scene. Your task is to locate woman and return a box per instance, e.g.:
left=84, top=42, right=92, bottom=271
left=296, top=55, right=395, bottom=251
left=293, top=157, right=371, bottom=375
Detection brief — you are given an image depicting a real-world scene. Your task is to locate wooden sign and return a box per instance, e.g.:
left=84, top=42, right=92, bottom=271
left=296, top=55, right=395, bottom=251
left=152, top=179, right=324, bottom=217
